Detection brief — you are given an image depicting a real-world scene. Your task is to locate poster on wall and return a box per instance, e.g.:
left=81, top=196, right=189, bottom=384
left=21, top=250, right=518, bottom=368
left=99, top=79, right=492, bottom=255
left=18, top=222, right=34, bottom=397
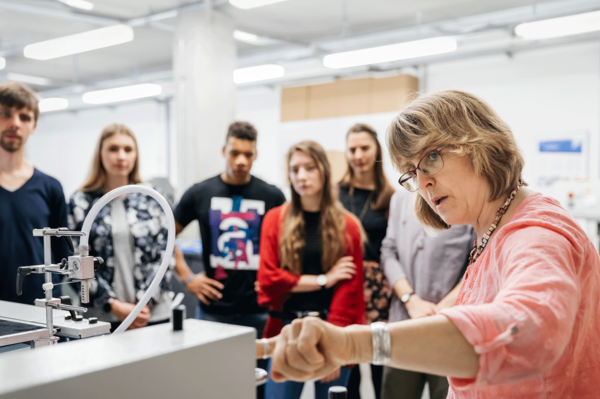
left=533, top=130, right=589, bottom=189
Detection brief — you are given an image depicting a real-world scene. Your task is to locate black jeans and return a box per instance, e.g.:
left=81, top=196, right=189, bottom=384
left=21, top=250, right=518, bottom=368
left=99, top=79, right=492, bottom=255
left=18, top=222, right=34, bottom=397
left=347, top=364, right=383, bottom=399
left=381, top=366, right=449, bottom=399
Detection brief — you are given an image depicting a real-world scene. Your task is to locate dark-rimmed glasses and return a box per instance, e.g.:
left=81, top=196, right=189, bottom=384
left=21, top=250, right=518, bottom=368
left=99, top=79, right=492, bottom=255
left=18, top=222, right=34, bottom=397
left=398, top=147, right=445, bottom=192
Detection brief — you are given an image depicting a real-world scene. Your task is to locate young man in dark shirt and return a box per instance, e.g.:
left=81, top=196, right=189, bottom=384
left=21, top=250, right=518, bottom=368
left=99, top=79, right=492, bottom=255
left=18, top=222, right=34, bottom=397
left=0, top=82, right=70, bottom=305
left=173, top=121, right=286, bottom=332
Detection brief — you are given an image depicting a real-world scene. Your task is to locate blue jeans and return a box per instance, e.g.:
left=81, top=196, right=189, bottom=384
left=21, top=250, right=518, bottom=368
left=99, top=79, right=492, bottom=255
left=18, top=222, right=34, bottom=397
left=265, top=360, right=351, bottom=399
left=196, top=306, right=268, bottom=338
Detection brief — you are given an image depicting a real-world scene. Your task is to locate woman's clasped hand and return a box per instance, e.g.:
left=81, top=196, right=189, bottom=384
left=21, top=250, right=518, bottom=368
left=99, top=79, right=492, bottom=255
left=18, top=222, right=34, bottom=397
left=267, top=317, right=360, bottom=383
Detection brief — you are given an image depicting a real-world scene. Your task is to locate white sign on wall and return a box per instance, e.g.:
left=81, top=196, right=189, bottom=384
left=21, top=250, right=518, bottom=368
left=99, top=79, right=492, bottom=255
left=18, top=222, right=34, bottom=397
left=532, top=130, right=589, bottom=188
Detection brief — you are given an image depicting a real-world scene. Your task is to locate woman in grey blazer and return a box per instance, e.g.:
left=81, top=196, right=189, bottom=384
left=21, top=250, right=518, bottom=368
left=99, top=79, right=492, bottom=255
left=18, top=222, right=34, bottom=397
left=379, top=189, right=475, bottom=399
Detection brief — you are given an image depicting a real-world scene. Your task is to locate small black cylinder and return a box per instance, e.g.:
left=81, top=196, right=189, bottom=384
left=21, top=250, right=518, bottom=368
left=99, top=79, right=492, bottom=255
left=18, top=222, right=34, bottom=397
left=172, top=304, right=186, bottom=331
left=328, top=386, right=347, bottom=399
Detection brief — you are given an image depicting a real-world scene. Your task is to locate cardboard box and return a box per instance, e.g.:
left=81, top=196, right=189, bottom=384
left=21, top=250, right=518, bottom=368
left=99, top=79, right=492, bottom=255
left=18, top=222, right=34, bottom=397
left=337, top=78, right=371, bottom=117
left=307, top=82, right=339, bottom=120
left=370, top=75, right=419, bottom=114
left=281, top=74, right=419, bottom=121
left=326, top=151, right=349, bottom=185
left=281, top=86, right=308, bottom=122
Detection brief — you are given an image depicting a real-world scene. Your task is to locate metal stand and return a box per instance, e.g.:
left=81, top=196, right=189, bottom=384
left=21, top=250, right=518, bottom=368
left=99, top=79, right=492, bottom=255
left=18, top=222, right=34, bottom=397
left=16, top=228, right=104, bottom=346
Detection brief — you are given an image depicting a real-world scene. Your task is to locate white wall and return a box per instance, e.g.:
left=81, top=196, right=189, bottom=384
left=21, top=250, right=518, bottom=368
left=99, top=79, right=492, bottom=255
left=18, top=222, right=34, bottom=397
left=245, top=41, right=600, bottom=201
left=27, top=40, right=600, bottom=205
left=235, top=86, right=283, bottom=187
left=30, top=99, right=169, bottom=199
left=426, top=41, right=600, bottom=198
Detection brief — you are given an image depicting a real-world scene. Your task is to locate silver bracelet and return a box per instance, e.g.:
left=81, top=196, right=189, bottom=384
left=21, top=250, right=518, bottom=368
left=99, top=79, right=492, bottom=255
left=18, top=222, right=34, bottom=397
left=371, top=322, right=391, bottom=365
left=183, top=273, right=196, bottom=287
left=261, top=338, right=270, bottom=359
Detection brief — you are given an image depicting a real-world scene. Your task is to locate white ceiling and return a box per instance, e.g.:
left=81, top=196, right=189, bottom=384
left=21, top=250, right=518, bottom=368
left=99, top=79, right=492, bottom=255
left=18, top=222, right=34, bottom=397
left=0, top=0, right=599, bottom=94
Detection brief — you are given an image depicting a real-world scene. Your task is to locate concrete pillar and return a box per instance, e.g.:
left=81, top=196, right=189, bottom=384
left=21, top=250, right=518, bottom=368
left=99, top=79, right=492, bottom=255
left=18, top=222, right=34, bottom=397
left=173, top=9, right=236, bottom=197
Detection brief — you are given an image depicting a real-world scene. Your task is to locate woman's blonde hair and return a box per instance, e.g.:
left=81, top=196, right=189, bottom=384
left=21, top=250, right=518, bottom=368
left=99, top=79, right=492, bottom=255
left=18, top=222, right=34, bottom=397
left=386, top=89, right=525, bottom=230
left=340, top=123, right=395, bottom=211
left=80, top=123, right=142, bottom=192
left=281, top=140, right=353, bottom=275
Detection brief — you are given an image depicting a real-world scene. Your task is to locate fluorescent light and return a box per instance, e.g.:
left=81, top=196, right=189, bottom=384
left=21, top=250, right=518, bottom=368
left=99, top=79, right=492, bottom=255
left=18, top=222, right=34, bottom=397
left=7, top=73, right=53, bottom=86
left=58, top=0, right=94, bottom=11
left=234, top=30, right=259, bottom=43
left=24, top=25, right=134, bottom=60
left=515, top=10, right=600, bottom=40
left=0, top=57, right=5, bottom=70
left=323, top=37, right=458, bottom=69
left=229, top=0, right=288, bottom=10
left=234, top=64, right=284, bottom=84
left=82, top=83, right=162, bottom=104
left=39, top=98, right=69, bottom=113
left=233, top=30, right=280, bottom=46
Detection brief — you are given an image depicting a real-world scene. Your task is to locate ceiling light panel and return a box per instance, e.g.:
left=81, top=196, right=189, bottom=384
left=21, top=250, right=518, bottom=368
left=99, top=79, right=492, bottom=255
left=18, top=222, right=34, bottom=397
left=39, top=98, right=69, bottom=113
left=229, top=0, right=288, bottom=10
left=82, top=84, right=162, bottom=105
left=234, top=30, right=259, bottom=43
left=323, top=37, right=458, bottom=69
left=0, top=58, right=5, bottom=70
left=58, top=0, right=94, bottom=11
left=515, top=10, right=600, bottom=40
left=234, top=65, right=284, bottom=84
left=24, top=25, right=134, bottom=61
left=7, top=73, right=53, bottom=86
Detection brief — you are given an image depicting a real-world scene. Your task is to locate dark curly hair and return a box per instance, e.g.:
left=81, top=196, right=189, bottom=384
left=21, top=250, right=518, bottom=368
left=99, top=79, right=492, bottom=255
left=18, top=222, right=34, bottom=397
left=226, top=121, right=257, bottom=142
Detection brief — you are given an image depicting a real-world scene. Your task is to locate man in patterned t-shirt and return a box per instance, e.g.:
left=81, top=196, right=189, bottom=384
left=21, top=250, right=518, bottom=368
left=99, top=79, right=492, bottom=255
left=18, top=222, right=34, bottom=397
left=173, top=121, right=285, bottom=333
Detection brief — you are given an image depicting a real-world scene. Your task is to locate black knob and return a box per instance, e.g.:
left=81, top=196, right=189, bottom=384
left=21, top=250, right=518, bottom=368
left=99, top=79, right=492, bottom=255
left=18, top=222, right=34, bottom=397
left=60, top=295, right=79, bottom=319
left=16, top=266, right=34, bottom=296
left=172, top=304, right=186, bottom=331
left=328, top=386, right=347, bottom=399
left=88, top=317, right=98, bottom=324
left=74, top=314, right=83, bottom=322
left=93, top=257, right=105, bottom=271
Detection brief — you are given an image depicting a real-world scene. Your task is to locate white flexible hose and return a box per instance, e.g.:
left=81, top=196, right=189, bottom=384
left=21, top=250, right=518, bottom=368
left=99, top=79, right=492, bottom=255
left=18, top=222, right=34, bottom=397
left=79, top=185, right=176, bottom=334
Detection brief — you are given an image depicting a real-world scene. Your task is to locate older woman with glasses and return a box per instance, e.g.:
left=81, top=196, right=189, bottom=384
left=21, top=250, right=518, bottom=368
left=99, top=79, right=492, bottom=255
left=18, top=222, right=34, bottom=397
left=256, top=90, right=600, bottom=398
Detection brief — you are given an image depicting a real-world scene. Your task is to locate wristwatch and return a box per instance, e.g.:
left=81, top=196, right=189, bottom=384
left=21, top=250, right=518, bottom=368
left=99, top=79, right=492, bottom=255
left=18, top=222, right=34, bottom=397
left=400, top=292, right=415, bottom=304
left=316, top=274, right=328, bottom=289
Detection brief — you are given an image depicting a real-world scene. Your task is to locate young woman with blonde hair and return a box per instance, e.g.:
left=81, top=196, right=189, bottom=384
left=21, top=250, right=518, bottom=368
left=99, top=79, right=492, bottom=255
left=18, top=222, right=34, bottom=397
left=257, top=140, right=365, bottom=399
left=68, top=123, right=173, bottom=332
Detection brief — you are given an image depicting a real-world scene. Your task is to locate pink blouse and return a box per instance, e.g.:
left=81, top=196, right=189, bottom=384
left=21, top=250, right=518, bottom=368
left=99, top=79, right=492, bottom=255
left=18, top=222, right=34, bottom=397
left=440, top=193, right=600, bottom=398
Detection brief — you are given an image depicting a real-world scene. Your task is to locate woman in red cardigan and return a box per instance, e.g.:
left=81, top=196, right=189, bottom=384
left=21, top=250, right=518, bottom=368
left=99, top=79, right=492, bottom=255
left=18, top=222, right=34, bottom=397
left=257, top=140, right=365, bottom=399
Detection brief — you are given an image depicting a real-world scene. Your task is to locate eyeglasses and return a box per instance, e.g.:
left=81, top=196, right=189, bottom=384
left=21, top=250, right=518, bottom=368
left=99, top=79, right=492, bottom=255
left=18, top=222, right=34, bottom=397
left=398, top=147, right=445, bottom=192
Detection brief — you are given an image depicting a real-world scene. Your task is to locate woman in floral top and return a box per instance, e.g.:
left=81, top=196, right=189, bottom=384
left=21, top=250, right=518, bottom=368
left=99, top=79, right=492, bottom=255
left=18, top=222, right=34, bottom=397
left=68, top=123, right=173, bottom=332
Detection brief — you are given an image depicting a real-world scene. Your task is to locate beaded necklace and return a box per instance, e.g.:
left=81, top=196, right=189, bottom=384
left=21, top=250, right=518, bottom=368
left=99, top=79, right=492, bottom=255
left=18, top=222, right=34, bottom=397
left=469, top=181, right=523, bottom=265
